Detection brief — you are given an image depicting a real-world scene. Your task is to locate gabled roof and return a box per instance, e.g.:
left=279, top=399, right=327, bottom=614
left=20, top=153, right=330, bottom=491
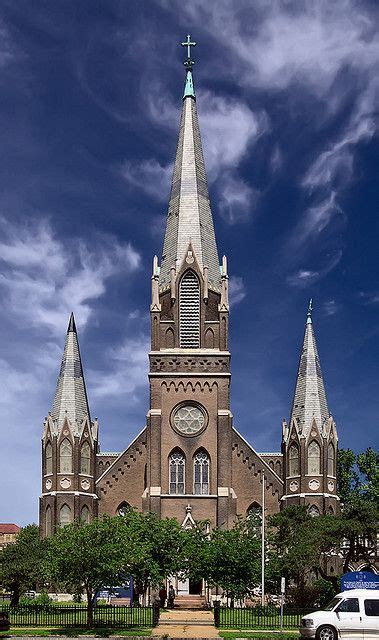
left=159, top=67, right=220, bottom=292
left=51, top=313, right=90, bottom=433
left=289, top=305, right=329, bottom=435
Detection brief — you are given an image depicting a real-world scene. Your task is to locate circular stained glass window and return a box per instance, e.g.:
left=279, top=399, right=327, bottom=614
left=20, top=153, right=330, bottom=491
left=172, top=404, right=206, bottom=436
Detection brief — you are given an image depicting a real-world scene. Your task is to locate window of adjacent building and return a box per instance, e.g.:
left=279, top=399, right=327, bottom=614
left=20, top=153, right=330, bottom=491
left=80, top=441, right=91, bottom=474
left=81, top=505, right=90, bottom=524
left=117, top=502, right=131, bottom=517
left=45, top=506, right=52, bottom=537
left=45, top=442, right=53, bottom=475
left=308, top=505, right=320, bottom=517
left=169, top=451, right=185, bottom=494
left=288, top=444, right=299, bottom=476
left=247, top=502, right=263, bottom=531
left=327, top=442, right=335, bottom=476
left=308, top=440, right=321, bottom=475
left=59, top=504, right=72, bottom=527
left=364, top=599, right=379, bottom=616
left=59, top=439, right=72, bottom=473
left=194, top=450, right=209, bottom=495
left=179, top=271, right=200, bottom=348
left=336, top=598, right=360, bottom=613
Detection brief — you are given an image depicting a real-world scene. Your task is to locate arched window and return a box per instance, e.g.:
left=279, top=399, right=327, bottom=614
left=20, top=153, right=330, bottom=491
left=179, top=271, right=200, bottom=348
left=308, top=441, right=321, bottom=475
left=194, top=450, right=209, bottom=495
left=80, top=505, right=90, bottom=523
left=80, top=442, right=91, bottom=474
left=328, top=505, right=334, bottom=515
left=328, top=443, right=335, bottom=476
left=309, top=505, right=320, bottom=518
left=45, top=442, right=53, bottom=475
left=59, top=439, right=72, bottom=473
left=169, top=451, right=185, bottom=494
left=288, top=444, right=299, bottom=476
left=117, top=502, right=131, bottom=517
left=247, top=502, right=262, bottom=523
left=59, top=504, right=72, bottom=527
left=45, top=506, right=52, bottom=537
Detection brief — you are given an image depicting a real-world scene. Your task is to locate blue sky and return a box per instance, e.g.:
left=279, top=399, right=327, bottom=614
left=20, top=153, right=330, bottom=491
left=0, top=0, right=378, bottom=525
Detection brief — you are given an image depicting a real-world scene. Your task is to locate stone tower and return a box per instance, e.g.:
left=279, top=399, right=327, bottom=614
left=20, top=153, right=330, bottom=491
left=143, top=41, right=236, bottom=529
left=281, top=302, right=339, bottom=514
left=39, top=313, right=99, bottom=535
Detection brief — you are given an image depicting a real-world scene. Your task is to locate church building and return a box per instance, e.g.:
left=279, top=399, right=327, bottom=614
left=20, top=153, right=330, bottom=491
left=39, top=39, right=340, bottom=543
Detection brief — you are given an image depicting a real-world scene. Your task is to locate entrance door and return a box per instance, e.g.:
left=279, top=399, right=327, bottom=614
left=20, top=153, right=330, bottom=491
left=189, top=579, right=202, bottom=595
left=177, top=578, right=189, bottom=595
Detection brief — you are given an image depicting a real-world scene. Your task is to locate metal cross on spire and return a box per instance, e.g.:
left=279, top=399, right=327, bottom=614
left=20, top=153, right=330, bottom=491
left=181, top=34, right=196, bottom=68
left=307, top=298, right=313, bottom=324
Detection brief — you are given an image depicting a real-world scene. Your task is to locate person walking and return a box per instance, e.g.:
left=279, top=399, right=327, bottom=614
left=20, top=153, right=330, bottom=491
left=167, top=583, right=176, bottom=608
left=159, top=584, right=167, bottom=608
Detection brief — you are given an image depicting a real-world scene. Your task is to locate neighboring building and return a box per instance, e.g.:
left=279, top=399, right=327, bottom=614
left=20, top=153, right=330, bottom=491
left=0, top=524, right=20, bottom=551
left=39, top=42, right=340, bottom=548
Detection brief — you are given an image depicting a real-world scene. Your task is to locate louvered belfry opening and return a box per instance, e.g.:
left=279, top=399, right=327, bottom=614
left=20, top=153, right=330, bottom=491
left=179, top=270, right=200, bottom=348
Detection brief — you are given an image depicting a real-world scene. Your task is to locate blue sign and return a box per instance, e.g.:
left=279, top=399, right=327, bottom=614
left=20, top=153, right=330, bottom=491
left=341, top=571, right=379, bottom=591
left=96, top=577, right=133, bottom=603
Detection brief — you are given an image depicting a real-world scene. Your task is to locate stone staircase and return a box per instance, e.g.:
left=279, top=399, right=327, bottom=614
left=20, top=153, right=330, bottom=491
left=153, top=608, right=220, bottom=638
left=175, top=594, right=207, bottom=610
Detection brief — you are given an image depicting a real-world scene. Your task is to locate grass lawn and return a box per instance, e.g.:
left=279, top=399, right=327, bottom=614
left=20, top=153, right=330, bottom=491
left=219, top=633, right=299, bottom=639
left=0, top=627, right=152, bottom=637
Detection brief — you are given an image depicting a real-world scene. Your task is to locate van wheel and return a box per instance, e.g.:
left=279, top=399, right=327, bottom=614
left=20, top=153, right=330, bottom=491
left=316, top=626, right=337, bottom=640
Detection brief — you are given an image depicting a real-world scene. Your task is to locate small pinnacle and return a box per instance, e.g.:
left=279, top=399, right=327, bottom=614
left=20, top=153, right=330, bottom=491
left=307, top=298, right=313, bottom=324
left=67, top=312, right=76, bottom=333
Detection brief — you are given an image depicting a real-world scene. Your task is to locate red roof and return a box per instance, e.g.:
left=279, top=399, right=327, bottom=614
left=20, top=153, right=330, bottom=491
left=0, top=524, right=20, bottom=534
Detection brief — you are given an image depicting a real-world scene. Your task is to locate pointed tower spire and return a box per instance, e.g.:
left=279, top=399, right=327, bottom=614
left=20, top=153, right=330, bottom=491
left=159, top=35, right=220, bottom=291
left=51, top=313, right=91, bottom=432
left=289, top=301, right=329, bottom=435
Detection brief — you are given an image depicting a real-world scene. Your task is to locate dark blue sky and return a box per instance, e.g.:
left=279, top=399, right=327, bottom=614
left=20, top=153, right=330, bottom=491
left=0, top=0, right=378, bottom=524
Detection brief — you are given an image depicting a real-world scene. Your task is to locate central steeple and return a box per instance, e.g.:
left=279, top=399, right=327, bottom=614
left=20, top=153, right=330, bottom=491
left=159, top=36, right=220, bottom=292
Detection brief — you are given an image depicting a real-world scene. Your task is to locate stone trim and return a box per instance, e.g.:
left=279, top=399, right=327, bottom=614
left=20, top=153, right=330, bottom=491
left=281, top=493, right=340, bottom=500
left=150, top=486, right=161, bottom=496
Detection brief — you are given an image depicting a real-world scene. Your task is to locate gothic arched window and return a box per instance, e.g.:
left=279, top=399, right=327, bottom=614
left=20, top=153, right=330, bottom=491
left=59, top=504, right=72, bottom=527
left=327, top=443, right=335, bottom=476
left=288, top=444, right=299, bottom=476
left=328, top=505, right=334, bottom=515
left=45, top=442, right=53, bottom=475
left=45, top=506, right=52, bottom=537
left=169, top=451, right=185, bottom=494
left=117, top=502, right=131, bottom=517
left=247, top=502, right=262, bottom=522
left=309, top=505, right=320, bottom=518
left=81, top=505, right=90, bottom=523
left=59, top=439, right=72, bottom=473
left=308, top=441, right=321, bottom=475
left=194, top=450, right=209, bottom=495
left=80, top=441, right=91, bottom=474
left=179, top=270, right=200, bottom=348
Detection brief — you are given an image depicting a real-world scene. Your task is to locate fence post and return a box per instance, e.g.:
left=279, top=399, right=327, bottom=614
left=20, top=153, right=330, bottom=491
left=152, top=602, right=160, bottom=627
left=214, top=600, right=220, bottom=628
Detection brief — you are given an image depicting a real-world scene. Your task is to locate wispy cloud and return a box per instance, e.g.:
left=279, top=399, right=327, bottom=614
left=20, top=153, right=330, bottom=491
left=286, top=249, right=343, bottom=288
left=0, top=218, right=140, bottom=335
left=218, top=175, right=259, bottom=225
left=120, top=159, right=172, bottom=202
left=322, top=299, right=341, bottom=316
left=229, top=275, right=247, bottom=307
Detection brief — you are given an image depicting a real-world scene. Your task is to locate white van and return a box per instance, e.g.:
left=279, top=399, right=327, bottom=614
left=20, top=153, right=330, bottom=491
left=299, top=588, right=379, bottom=639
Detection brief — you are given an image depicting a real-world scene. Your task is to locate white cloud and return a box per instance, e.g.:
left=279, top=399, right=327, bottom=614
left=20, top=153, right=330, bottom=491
left=0, top=218, right=141, bottom=335
left=289, top=192, right=344, bottom=249
left=286, top=249, right=342, bottom=287
left=120, top=159, right=172, bottom=202
left=218, top=175, right=259, bottom=224
left=229, top=275, right=247, bottom=307
left=89, top=334, right=149, bottom=401
left=322, top=299, right=340, bottom=316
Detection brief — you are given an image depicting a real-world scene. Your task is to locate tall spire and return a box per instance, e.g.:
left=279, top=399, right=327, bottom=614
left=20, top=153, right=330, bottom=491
left=289, top=302, right=329, bottom=435
left=51, top=313, right=91, bottom=433
left=159, top=35, right=220, bottom=291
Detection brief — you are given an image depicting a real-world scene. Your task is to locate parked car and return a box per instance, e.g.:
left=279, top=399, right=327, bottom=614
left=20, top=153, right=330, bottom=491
left=0, top=611, right=10, bottom=631
left=299, top=588, right=379, bottom=639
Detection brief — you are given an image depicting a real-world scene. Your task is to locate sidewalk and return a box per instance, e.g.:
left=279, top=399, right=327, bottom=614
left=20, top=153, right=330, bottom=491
left=153, top=609, right=221, bottom=638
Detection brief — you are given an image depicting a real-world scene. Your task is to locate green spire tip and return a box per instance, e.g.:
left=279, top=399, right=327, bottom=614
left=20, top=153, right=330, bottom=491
left=181, top=34, right=196, bottom=99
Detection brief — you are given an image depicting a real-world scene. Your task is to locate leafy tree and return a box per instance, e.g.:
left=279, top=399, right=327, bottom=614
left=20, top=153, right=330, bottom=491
left=357, top=448, right=379, bottom=502
left=0, top=525, right=48, bottom=606
left=206, top=519, right=261, bottom=602
left=337, top=448, right=359, bottom=504
left=47, top=516, right=126, bottom=626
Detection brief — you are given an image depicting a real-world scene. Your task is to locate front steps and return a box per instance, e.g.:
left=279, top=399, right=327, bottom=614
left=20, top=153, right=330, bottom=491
left=153, top=608, right=220, bottom=638
left=175, top=594, right=207, bottom=610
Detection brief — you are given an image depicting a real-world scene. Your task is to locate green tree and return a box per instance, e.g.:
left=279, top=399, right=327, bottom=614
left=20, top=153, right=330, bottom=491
left=357, top=448, right=379, bottom=502
left=206, top=519, right=261, bottom=602
left=337, top=448, right=359, bottom=504
left=47, top=516, right=125, bottom=626
left=0, top=525, right=48, bottom=606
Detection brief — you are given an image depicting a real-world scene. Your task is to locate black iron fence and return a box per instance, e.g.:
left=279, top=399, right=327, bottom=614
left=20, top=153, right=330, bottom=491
left=0, top=604, right=158, bottom=628
left=214, top=602, right=308, bottom=629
